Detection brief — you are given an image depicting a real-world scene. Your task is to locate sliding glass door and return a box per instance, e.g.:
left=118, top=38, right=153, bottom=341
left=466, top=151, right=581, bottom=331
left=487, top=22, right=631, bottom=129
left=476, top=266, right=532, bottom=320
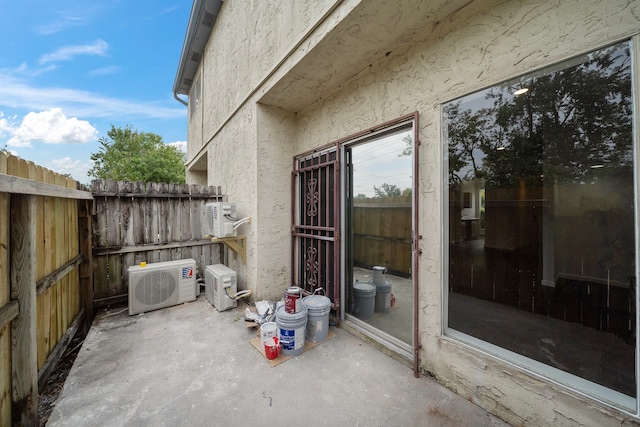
left=343, top=122, right=415, bottom=349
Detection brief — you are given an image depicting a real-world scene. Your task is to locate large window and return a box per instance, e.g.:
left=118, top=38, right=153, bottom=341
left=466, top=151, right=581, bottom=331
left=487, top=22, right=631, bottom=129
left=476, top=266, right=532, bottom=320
left=444, top=40, right=635, bottom=408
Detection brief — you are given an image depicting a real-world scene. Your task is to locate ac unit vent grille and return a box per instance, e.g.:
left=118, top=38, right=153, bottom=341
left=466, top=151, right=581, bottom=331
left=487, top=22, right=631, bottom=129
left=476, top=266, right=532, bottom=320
left=134, top=271, right=177, bottom=306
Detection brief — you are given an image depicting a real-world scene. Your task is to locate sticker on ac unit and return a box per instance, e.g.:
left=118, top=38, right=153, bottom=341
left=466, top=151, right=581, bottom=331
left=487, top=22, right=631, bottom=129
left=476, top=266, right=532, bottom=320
left=181, top=266, right=194, bottom=279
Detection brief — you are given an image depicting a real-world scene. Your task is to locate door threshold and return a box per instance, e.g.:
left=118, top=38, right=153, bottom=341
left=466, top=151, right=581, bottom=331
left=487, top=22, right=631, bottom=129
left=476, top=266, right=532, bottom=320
left=343, top=316, right=414, bottom=363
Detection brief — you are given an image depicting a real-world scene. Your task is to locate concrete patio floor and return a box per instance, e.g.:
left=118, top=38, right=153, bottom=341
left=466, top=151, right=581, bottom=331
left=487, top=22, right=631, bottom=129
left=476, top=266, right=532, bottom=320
left=47, top=295, right=510, bottom=426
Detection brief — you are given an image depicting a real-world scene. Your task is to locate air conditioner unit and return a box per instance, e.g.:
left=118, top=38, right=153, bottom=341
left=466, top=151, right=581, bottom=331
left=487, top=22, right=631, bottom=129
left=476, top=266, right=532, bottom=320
left=128, top=259, right=197, bottom=315
left=205, top=264, right=237, bottom=312
left=203, top=202, right=237, bottom=238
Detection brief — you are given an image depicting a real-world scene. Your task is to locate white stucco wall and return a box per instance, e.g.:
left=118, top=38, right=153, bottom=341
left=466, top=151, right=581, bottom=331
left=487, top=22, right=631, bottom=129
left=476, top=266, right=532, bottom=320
left=283, top=0, right=640, bottom=425
left=186, top=0, right=640, bottom=424
left=254, top=105, right=297, bottom=299
left=188, top=0, right=350, bottom=297
left=187, top=0, right=341, bottom=168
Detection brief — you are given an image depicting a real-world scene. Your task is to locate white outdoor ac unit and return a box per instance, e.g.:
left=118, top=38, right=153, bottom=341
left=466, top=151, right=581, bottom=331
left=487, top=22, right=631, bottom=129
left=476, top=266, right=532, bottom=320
left=205, top=264, right=237, bottom=312
left=203, top=202, right=251, bottom=238
left=128, top=259, right=197, bottom=315
left=203, top=202, right=237, bottom=238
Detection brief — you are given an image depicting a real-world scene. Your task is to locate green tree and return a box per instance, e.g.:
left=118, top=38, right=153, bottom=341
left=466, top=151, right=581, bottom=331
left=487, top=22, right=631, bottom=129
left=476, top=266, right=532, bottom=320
left=88, top=125, right=186, bottom=183
left=445, top=42, right=632, bottom=189
left=373, top=183, right=401, bottom=198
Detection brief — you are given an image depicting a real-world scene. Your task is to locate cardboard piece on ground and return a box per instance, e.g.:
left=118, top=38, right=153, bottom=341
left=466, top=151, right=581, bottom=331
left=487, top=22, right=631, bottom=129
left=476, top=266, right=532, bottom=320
left=250, top=330, right=336, bottom=367
left=245, top=306, right=268, bottom=328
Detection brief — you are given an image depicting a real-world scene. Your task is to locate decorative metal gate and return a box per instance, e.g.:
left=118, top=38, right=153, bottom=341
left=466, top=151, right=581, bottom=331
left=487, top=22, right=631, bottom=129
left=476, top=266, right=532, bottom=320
left=291, top=146, right=340, bottom=313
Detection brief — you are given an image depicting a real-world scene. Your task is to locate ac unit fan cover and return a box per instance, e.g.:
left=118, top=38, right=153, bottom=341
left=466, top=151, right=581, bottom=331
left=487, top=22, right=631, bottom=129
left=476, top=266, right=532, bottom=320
left=134, top=270, right=177, bottom=306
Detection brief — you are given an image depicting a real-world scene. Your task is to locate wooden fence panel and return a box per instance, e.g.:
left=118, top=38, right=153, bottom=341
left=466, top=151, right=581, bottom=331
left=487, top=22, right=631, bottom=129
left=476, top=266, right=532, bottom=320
left=91, top=180, right=224, bottom=306
left=0, top=152, right=91, bottom=423
left=353, top=200, right=412, bottom=277
left=0, top=153, right=10, bottom=426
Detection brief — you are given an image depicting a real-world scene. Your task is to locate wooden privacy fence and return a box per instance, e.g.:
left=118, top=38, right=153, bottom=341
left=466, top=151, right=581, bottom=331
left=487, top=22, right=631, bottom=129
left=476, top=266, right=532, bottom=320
left=353, top=197, right=412, bottom=277
left=91, top=180, right=224, bottom=308
left=0, top=153, right=93, bottom=426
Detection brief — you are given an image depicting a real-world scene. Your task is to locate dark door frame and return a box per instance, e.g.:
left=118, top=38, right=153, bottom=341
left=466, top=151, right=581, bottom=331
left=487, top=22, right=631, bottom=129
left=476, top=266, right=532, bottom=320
left=291, top=112, right=420, bottom=377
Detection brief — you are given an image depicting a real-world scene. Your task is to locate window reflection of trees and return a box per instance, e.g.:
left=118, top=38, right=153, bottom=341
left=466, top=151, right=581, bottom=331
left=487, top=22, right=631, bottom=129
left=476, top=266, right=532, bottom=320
left=445, top=41, right=636, bottom=399
left=447, top=43, right=632, bottom=188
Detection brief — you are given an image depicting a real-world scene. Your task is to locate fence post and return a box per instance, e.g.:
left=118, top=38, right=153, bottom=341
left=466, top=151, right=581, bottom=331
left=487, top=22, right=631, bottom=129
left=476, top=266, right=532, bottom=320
left=78, top=199, right=94, bottom=333
left=10, top=194, right=38, bottom=426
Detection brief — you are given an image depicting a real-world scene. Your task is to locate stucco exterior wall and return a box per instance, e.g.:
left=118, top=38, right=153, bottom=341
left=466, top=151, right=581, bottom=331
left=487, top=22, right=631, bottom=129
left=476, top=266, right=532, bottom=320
left=202, top=105, right=256, bottom=287
left=288, top=0, right=640, bottom=425
left=187, top=0, right=342, bottom=168
left=254, top=104, right=297, bottom=299
left=190, top=1, right=350, bottom=297
left=186, top=0, right=640, bottom=424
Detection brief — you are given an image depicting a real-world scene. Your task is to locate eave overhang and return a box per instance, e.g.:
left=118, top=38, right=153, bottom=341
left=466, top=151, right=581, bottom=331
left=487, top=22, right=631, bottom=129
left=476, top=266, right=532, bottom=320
left=173, top=0, right=223, bottom=105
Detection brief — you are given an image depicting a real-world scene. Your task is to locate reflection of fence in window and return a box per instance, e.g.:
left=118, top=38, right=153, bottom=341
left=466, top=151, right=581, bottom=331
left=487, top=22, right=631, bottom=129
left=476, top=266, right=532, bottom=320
left=445, top=39, right=635, bottom=399
left=352, top=197, right=412, bottom=278
left=449, top=246, right=634, bottom=344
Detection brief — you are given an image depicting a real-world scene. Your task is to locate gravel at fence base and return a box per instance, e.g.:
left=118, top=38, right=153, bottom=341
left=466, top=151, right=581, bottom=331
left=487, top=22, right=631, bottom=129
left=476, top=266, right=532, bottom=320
left=39, top=329, right=87, bottom=426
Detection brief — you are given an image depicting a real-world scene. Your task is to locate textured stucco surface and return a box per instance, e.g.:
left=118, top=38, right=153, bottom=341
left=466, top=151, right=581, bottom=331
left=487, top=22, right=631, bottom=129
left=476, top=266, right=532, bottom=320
left=185, top=0, right=640, bottom=425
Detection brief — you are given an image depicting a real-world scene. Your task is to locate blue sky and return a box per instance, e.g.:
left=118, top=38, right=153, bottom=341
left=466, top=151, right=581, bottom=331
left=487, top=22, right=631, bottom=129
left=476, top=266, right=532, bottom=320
left=0, top=0, right=191, bottom=183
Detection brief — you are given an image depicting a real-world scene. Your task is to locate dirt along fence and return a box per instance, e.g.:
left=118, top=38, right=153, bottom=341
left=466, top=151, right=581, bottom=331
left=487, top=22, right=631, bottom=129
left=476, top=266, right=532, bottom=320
left=90, top=180, right=225, bottom=309
left=0, top=152, right=93, bottom=426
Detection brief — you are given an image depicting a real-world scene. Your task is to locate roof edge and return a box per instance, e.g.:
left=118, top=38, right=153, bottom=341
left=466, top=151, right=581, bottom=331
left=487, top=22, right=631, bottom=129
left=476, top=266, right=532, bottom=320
left=173, top=0, right=223, bottom=103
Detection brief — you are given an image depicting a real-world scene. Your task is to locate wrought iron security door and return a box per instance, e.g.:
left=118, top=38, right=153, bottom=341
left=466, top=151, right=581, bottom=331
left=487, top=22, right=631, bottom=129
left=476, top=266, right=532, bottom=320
left=291, top=146, right=340, bottom=313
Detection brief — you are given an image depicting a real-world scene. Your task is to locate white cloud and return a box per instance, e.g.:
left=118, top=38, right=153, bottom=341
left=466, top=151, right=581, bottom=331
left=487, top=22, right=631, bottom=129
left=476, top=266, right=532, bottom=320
left=39, top=39, right=109, bottom=64
left=36, top=11, right=88, bottom=35
left=49, top=157, right=92, bottom=182
left=7, top=108, right=98, bottom=147
left=12, top=62, right=58, bottom=77
left=0, top=112, right=18, bottom=137
left=88, top=65, right=122, bottom=77
left=0, top=72, right=186, bottom=120
left=168, top=140, right=187, bottom=153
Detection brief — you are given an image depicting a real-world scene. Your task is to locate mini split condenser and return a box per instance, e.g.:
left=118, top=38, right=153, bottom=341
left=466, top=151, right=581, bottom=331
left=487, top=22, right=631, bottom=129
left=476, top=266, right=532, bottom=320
left=205, top=264, right=237, bottom=312
left=128, top=259, right=197, bottom=315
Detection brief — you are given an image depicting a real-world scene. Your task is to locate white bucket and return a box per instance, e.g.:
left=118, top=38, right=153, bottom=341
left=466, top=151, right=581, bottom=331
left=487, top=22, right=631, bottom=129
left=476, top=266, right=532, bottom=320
left=260, top=321, right=278, bottom=346
left=276, top=305, right=308, bottom=356
left=372, top=266, right=387, bottom=285
left=302, top=295, right=331, bottom=342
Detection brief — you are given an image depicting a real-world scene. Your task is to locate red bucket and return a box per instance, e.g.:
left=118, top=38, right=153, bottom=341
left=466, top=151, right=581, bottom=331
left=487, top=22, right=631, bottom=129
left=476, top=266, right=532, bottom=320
left=264, top=336, right=281, bottom=360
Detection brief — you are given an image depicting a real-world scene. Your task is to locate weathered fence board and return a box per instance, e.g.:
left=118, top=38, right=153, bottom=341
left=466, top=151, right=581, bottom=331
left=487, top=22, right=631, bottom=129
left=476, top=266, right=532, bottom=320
left=10, top=193, right=38, bottom=425
left=91, top=180, right=224, bottom=307
left=0, top=153, right=10, bottom=427
left=0, top=152, right=92, bottom=424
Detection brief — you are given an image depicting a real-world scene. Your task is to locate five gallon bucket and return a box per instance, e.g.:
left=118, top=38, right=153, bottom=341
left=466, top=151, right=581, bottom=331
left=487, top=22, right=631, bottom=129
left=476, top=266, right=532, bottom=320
left=372, top=266, right=387, bottom=285
left=352, top=282, right=375, bottom=320
left=302, top=295, right=331, bottom=342
left=369, top=279, right=392, bottom=313
left=276, top=304, right=308, bottom=356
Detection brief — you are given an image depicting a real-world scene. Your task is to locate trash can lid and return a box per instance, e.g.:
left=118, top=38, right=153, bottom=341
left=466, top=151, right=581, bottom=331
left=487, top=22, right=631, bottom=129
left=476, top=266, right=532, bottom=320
left=303, top=295, right=331, bottom=308
left=353, top=282, right=375, bottom=296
